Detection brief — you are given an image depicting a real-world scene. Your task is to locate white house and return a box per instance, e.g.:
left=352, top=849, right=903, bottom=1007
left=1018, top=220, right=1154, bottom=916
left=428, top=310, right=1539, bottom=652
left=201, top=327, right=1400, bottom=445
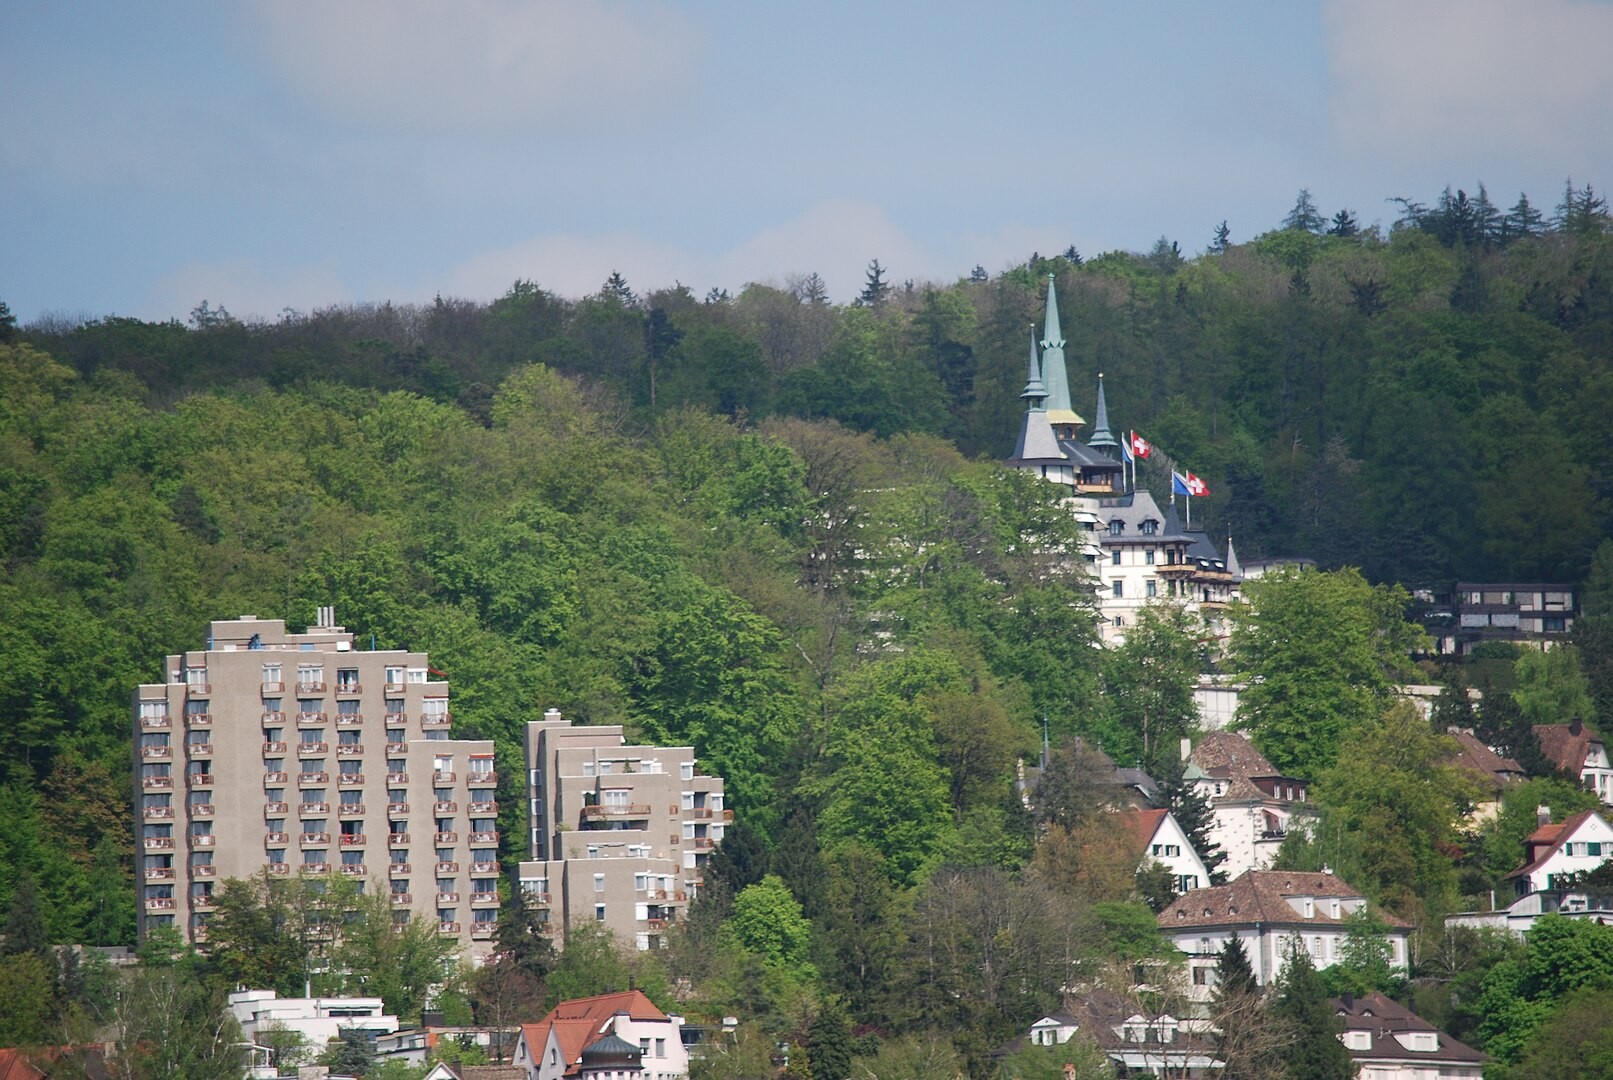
left=1117, top=808, right=1212, bottom=894
left=1185, top=732, right=1312, bottom=880
left=1504, top=809, right=1613, bottom=894
left=1006, top=991, right=1222, bottom=1077
left=1157, top=871, right=1411, bottom=1001
left=1333, top=992, right=1486, bottom=1079
left=227, top=989, right=398, bottom=1049
left=514, top=991, right=686, bottom=1080
left=1535, top=721, right=1613, bottom=804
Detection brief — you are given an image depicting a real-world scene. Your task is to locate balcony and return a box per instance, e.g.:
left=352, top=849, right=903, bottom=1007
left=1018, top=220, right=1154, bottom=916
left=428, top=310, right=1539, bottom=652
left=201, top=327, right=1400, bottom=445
left=471, top=923, right=496, bottom=940
left=296, top=681, right=326, bottom=695
left=421, top=713, right=452, bottom=729
left=299, top=802, right=331, bottom=816
left=144, top=805, right=175, bottom=821
left=435, top=832, right=458, bottom=845
left=434, top=801, right=458, bottom=815
left=469, top=831, right=499, bottom=847
left=388, top=803, right=408, bottom=818
left=686, top=807, right=734, bottom=822
left=385, top=711, right=406, bottom=724
left=644, top=889, right=689, bottom=903
left=392, top=893, right=413, bottom=906
left=471, top=860, right=499, bottom=875
left=145, top=897, right=177, bottom=913
left=389, top=832, right=410, bottom=847
left=433, top=770, right=456, bottom=784
left=337, top=714, right=364, bottom=728
left=467, top=772, right=497, bottom=788
left=436, top=860, right=459, bottom=875
left=338, top=773, right=365, bottom=787
left=262, top=711, right=287, bottom=725
left=189, top=834, right=216, bottom=849
left=581, top=803, right=651, bottom=820
left=385, top=682, right=406, bottom=696
left=143, top=836, right=176, bottom=852
left=263, top=741, right=289, bottom=755
left=467, top=800, right=497, bottom=815
left=298, top=742, right=329, bottom=756
left=265, top=832, right=291, bottom=846
left=437, top=922, right=461, bottom=935
left=340, top=834, right=367, bottom=847
left=141, top=745, right=172, bottom=761
left=188, top=773, right=216, bottom=789
left=142, top=774, right=174, bottom=792
left=186, top=742, right=214, bottom=759
left=691, top=837, right=716, bottom=851
left=145, top=867, right=176, bottom=883
left=301, top=832, right=331, bottom=847
left=263, top=771, right=290, bottom=785
left=645, top=918, right=669, bottom=932
left=471, top=892, right=500, bottom=907
left=337, top=744, right=364, bottom=757
left=436, top=891, right=460, bottom=905
left=296, top=713, right=328, bottom=728
left=298, top=771, right=329, bottom=786
left=387, top=771, right=409, bottom=785
left=339, top=803, right=366, bottom=817
left=191, top=865, right=217, bottom=880
left=339, top=864, right=367, bottom=878
left=140, top=714, right=171, bottom=732
left=524, top=891, right=552, bottom=906
left=386, top=744, right=407, bottom=757
left=186, top=683, right=211, bottom=697
left=190, top=803, right=215, bottom=819
left=192, top=895, right=217, bottom=912
left=336, top=682, right=363, bottom=697
left=186, top=712, right=213, bottom=728
left=390, top=863, right=411, bottom=877
left=302, top=863, right=330, bottom=876
left=266, top=863, right=291, bottom=876
left=262, top=681, right=285, bottom=695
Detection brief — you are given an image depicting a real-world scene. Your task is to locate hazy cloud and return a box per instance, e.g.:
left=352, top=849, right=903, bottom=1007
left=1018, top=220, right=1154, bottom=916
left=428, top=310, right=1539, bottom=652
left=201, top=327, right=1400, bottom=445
left=250, top=0, right=702, bottom=131
left=148, top=259, right=350, bottom=323
left=1326, top=0, right=1613, bottom=165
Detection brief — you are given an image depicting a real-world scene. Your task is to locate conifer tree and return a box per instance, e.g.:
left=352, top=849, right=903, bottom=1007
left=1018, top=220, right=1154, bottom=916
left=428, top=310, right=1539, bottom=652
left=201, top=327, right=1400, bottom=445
left=858, top=260, right=891, bottom=310
left=3, top=871, right=50, bottom=958
left=1156, top=755, right=1227, bottom=884
left=1327, top=209, right=1359, bottom=238
left=1282, top=190, right=1325, bottom=234
left=1210, top=221, right=1231, bottom=252
left=806, top=998, right=853, bottom=1080
left=601, top=270, right=636, bottom=305
left=1503, top=192, right=1545, bottom=239
left=1272, top=946, right=1352, bottom=1080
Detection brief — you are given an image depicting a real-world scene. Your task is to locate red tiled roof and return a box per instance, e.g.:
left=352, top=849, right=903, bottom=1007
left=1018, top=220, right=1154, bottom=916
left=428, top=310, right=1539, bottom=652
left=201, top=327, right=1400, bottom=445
left=1114, top=809, right=1169, bottom=861
left=1534, top=723, right=1602, bottom=775
left=1446, top=731, right=1524, bottom=791
left=0, top=1051, right=47, bottom=1080
left=519, top=991, right=669, bottom=1078
left=1505, top=809, right=1601, bottom=881
left=1157, top=870, right=1410, bottom=930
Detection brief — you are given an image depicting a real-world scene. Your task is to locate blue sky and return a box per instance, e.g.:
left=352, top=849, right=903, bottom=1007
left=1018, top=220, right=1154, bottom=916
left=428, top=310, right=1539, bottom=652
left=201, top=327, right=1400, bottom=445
left=4, top=0, right=1611, bottom=323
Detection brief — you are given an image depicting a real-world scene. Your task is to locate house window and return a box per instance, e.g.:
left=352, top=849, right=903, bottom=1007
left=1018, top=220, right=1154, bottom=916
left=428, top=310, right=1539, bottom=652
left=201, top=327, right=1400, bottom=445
left=595, top=904, right=606, bottom=921
left=1108, top=521, right=1124, bottom=536
left=1141, top=520, right=1157, bottom=536
left=1112, top=581, right=1123, bottom=598
left=594, top=874, right=606, bottom=892
left=1146, top=580, right=1157, bottom=598
left=1146, top=549, right=1155, bottom=565
left=680, top=763, right=694, bottom=781
left=1111, top=550, right=1122, bottom=565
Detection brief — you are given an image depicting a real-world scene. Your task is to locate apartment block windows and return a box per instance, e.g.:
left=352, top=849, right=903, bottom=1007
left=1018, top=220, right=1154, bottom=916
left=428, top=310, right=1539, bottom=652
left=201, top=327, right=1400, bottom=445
left=262, top=663, right=283, bottom=689
left=1146, top=580, right=1157, bottom=598
left=296, top=665, right=324, bottom=692
left=1112, top=581, right=1123, bottom=598
left=1111, top=550, right=1121, bottom=565
left=1145, top=549, right=1155, bottom=565
left=680, top=763, right=694, bottom=781
left=336, top=668, right=360, bottom=693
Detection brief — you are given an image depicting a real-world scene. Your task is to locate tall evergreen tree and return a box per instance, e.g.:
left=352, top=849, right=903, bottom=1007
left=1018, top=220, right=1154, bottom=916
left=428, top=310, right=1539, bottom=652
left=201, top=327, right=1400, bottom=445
left=1210, top=221, right=1231, bottom=253
left=1503, top=192, right=1545, bottom=239
left=601, top=270, right=637, bottom=305
left=1272, top=947, right=1352, bottom=1080
left=806, top=998, right=853, bottom=1080
left=1327, top=209, right=1359, bottom=238
left=1156, top=754, right=1227, bottom=884
left=1282, top=190, right=1325, bottom=234
left=858, top=260, right=891, bottom=310
left=3, top=872, right=50, bottom=958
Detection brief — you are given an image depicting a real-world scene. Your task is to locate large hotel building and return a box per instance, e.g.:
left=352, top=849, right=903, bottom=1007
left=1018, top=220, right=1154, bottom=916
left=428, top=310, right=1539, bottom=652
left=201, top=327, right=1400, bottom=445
left=132, top=613, right=500, bottom=953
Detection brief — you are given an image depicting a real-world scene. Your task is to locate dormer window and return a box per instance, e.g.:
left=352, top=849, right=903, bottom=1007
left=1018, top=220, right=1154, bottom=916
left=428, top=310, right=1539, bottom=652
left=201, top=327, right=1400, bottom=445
left=1108, top=520, right=1125, bottom=536
left=1141, top=520, right=1158, bottom=535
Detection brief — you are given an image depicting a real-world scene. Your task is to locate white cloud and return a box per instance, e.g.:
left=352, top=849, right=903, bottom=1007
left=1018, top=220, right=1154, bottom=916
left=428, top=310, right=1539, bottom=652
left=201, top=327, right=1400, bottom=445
left=147, top=259, right=350, bottom=323
left=249, top=0, right=702, bottom=131
left=1325, top=0, right=1613, bottom=166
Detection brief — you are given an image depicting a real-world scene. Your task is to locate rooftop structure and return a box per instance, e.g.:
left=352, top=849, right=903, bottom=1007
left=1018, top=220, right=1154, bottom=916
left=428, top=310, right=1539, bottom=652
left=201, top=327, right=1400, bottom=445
left=1332, top=992, right=1485, bottom=1078
left=513, top=991, right=686, bottom=1080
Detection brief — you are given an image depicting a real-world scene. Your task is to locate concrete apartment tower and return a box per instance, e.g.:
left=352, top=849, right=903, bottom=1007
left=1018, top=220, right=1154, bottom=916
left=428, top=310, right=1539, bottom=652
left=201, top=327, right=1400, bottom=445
left=518, top=711, right=727, bottom=950
left=132, top=613, right=499, bottom=955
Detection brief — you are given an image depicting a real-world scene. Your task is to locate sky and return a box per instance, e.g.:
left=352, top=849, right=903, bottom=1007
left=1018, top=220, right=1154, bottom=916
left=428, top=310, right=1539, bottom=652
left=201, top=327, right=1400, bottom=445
left=3, top=0, right=1612, bottom=324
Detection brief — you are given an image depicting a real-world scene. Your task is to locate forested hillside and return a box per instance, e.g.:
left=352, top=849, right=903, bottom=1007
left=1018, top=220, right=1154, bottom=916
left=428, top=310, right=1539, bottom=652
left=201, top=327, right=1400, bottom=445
left=3, top=183, right=1613, bottom=1075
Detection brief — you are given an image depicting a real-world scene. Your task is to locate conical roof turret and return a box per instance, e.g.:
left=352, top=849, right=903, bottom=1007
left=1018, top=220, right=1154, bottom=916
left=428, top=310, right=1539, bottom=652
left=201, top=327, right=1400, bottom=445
left=1020, top=326, right=1046, bottom=404
left=1008, top=325, right=1067, bottom=468
left=1039, top=275, right=1082, bottom=427
left=1088, top=373, right=1119, bottom=457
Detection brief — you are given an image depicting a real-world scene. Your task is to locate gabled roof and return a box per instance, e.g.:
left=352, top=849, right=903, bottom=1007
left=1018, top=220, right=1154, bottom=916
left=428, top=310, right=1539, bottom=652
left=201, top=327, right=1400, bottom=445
left=1189, top=732, right=1302, bottom=802
left=548, top=991, right=667, bottom=1024
left=0, top=1051, right=46, bottom=1080
left=1505, top=809, right=1604, bottom=881
left=1534, top=721, right=1604, bottom=775
left=1114, top=809, right=1170, bottom=861
left=520, top=991, right=670, bottom=1077
left=1157, top=870, right=1410, bottom=930
left=1332, top=992, right=1486, bottom=1065
left=1446, top=730, right=1525, bottom=792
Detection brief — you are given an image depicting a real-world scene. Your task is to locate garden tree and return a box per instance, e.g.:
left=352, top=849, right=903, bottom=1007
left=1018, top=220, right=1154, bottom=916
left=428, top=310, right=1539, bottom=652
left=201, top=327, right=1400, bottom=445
left=1472, top=674, right=1553, bottom=777
left=1476, top=913, right=1613, bottom=1065
left=1512, top=646, right=1597, bottom=727
left=1578, top=616, right=1613, bottom=735
left=1155, top=754, right=1226, bottom=884
left=815, top=842, right=903, bottom=1023
left=1320, top=907, right=1405, bottom=997
left=336, top=890, right=462, bottom=1023
left=491, top=887, right=557, bottom=984
left=1509, top=989, right=1613, bottom=1078
left=545, top=921, right=672, bottom=1011
left=690, top=1024, right=779, bottom=1080
left=1210, top=936, right=1293, bottom=1079
left=1428, top=672, right=1476, bottom=733
left=322, top=1029, right=376, bottom=1076
left=1096, top=602, right=1203, bottom=773
left=109, top=963, right=244, bottom=1080
left=1032, top=738, right=1122, bottom=831
left=1585, top=539, right=1613, bottom=618
left=0, top=952, right=59, bottom=1046
left=1411, top=925, right=1524, bottom=1045
left=204, top=872, right=330, bottom=996
left=722, top=875, right=815, bottom=979
left=3, top=871, right=50, bottom=959
left=701, top=820, right=771, bottom=908
left=850, top=1032, right=968, bottom=1080
left=1230, top=567, right=1425, bottom=777
left=807, top=998, right=853, bottom=1080
left=993, top=1034, right=1113, bottom=1080
left=1272, top=946, right=1352, bottom=1080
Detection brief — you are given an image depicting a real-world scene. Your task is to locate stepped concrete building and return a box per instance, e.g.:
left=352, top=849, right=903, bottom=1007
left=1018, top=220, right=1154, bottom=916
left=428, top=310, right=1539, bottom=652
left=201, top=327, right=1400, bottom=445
left=517, top=711, right=727, bottom=950
left=132, top=613, right=499, bottom=954
left=1006, top=275, right=1240, bottom=642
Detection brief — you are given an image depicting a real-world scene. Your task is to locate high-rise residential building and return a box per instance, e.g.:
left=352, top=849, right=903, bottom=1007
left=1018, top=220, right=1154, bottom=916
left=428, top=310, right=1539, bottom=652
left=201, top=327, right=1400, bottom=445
left=517, top=711, right=726, bottom=951
left=132, top=613, right=500, bottom=955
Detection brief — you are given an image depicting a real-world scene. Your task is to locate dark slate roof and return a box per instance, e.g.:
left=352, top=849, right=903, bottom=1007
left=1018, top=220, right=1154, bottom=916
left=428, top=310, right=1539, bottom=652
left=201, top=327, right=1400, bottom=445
left=1059, top=438, right=1125, bottom=472
left=1097, top=490, right=1193, bottom=544
left=1332, top=993, right=1487, bottom=1066
left=1534, top=721, right=1603, bottom=775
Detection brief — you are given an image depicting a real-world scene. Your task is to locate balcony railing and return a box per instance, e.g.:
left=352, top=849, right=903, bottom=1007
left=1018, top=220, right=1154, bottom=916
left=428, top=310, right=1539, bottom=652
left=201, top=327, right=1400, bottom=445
left=471, top=860, right=499, bottom=875
left=644, top=889, right=689, bottom=902
left=191, top=865, right=217, bottom=879
left=298, top=771, right=329, bottom=785
left=300, top=832, right=331, bottom=846
left=339, top=804, right=366, bottom=817
left=421, top=713, right=452, bottom=728
left=336, top=682, right=362, bottom=696
left=388, top=803, right=409, bottom=817
left=389, top=833, right=410, bottom=847
left=188, top=773, right=216, bottom=788
left=392, top=893, right=412, bottom=906
left=436, top=892, right=460, bottom=905
left=296, top=681, right=326, bottom=695
left=385, top=682, right=406, bottom=695
left=298, top=742, right=329, bottom=756
left=189, top=834, right=216, bottom=849
left=645, top=918, right=669, bottom=932
left=145, top=897, right=177, bottom=912
left=390, top=863, right=411, bottom=877
left=296, top=713, right=328, bottom=727
left=186, top=742, right=214, bottom=758
left=467, top=771, right=497, bottom=787
left=141, top=745, right=172, bottom=760
left=262, top=711, right=287, bottom=725
left=436, top=860, right=459, bottom=875
left=266, top=863, right=291, bottom=876
left=263, top=771, right=289, bottom=785
left=437, top=922, right=460, bottom=934
left=338, top=773, right=365, bottom=786
left=143, top=836, right=176, bottom=851
left=303, top=863, right=330, bottom=876
left=143, top=775, right=174, bottom=791
left=263, top=742, right=289, bottom=755
left=262, top=681, right=285, bottom=695
left=471, top=891, right=500, bottom=907
left=186, top=682, right=211, bottom=696
left=340, top=834, right=366, bottom=847
left=144, top=805, right=175, bottom=820
left=686, top=807, right=734, bottom=821
left=690, top=836, right=716, bottom=850
left=339, top=864, right=367, bottom=877
left=469, top=831, right=499, bottom=847
left=386, top=744, right=407, bottom=757
left=471, top=924, right=496, bottom=939
left=467, top=801, right=497, bottom=815
left=192, top=895, right=217, bottom=912
left=299, top=802, right=330, bottom=815
left=186, top=712, right=213, bottom=727
left=385, top=711, right=406, bottom=723
left=433, top=770, right=456, bottom=784
left=190, top=803, right=215, bottom=818
left=337, top=714, right=365, bottom=730
left=387, top=771, right=409, bottom=785
left=140, top=715, right=172, bottom=731
left=265, top=832, right=291, bottom=846
left=435, top=832, right=458, bottom=845
left=337, top=744, right=364, bottom=757
left=524, top=891, right=552, bottom=906
left=145, top=867, right=176, bottom=882
left=434, top=801, right=458, bottom=814
left=581, top=803, right=651, bottom=819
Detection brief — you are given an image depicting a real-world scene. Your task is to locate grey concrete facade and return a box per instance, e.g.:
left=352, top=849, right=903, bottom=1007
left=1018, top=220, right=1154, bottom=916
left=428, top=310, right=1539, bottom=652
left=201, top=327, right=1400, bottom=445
left=517, top=712, right=726, bottom=950
left=133, top=614, right=497, bottom=956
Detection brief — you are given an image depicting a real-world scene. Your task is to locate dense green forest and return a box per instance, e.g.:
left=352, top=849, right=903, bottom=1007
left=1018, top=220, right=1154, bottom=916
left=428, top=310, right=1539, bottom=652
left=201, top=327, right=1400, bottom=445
left=3, top=182, right=1613, bottom=1077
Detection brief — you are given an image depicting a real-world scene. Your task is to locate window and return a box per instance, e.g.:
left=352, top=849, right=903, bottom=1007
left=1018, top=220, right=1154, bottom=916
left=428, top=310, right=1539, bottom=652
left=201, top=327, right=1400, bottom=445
left=595, top=904, right=606, bottom=921
left=594, top=874, right=606, bottom=892
left=1112, top=581, right=1123, bottom=598
left=680, top=763, right=694, bottom=781
left=655, top=1039, right=665, bottom=1058
left=1141, top=520, right=1157, bottom=535
left=385, top=666, right=404, bottom=686
left=406, top=668, right=427, bottom=684
left=1145, top=548, right=1155, bottom=565
left=139, top=701, right=168, bottom=720
left=1146, top=580, right=1157, bottom=598
left=1311, top=937, right=1323, bottom=958
left=1108, top=520, right=1124, bottom=536
left=337, top=668, right=359, bottom=691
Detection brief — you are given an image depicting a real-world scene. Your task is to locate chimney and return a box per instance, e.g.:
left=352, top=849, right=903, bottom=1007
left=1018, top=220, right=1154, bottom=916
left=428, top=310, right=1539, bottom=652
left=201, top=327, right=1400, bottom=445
left=544, top=708, right=563, bottom=722
left=1571, top=717, right=1584, bottom=736
left=1538, top=805, right=1552, bottom=827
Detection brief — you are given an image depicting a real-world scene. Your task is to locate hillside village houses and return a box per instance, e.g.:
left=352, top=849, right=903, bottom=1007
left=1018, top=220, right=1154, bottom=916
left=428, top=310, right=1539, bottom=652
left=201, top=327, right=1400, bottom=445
left=1534, top=719, right=1613, bottom=803
left=1449, top=808, right=1613, bottom=935
left=1115, top=808, right=1214, bottom=895
left=1184, top=732, right=1313, bottom=880
left=513, top=990, right=688, bottom=1080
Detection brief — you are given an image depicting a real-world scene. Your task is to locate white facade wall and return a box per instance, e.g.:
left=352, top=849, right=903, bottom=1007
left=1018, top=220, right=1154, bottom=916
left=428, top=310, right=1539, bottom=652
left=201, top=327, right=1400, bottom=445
left=1143, top=815, right=1212, bottom=893
left=1518, top=814, right=1613, bottom=892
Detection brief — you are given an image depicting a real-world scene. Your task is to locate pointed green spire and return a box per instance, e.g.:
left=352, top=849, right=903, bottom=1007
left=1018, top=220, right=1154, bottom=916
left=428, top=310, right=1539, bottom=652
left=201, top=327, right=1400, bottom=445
left=1021, top=325, right=1046, bottom=404
left=1038, top=274, right=1080, bottom=425
left=1088, top=372, right=1119, bottom=457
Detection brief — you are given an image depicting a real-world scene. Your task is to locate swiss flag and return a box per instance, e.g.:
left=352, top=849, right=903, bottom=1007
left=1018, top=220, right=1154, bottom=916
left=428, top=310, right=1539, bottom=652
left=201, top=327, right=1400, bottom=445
left=1129, top=431, right=1153, bottom=459
left=1183, top=471, right=1209, bottom=497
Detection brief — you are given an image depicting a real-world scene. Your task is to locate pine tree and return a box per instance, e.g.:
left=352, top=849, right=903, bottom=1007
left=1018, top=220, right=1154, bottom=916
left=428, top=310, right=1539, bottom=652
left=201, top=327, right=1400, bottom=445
left=1554, top=179, right=1611, bottom=234
left=493, top=889, right=556, bottom=984
left=795, top=272, right=829, bottom=305
left=968, top=265, right=989, bottom=282
left=1429, top=672, right=1476, bottom=734
left=1473, top=184, right=1502, bottom=247
left=1283, top=190, right=1325, bottom=234
left=1216, top=937, right=1258, bottom=998
left=1063, top=245, right=1084, bottom=265
left=858, top=260, right=891, bottom=310
left=1156, top=755, right=1227, bottom=884
left=806, top=998, right=853, bottom=1080
left=601, top=271, right=636, bottom=305
left=1327, top=209, right=1359, bottom=238
left=1503, top=192, right=1545, bottom=240
left=3, top=872, right=50, bottom=958
left=0, top=300, right=16, bottom=343
left=1273, top=946, right=1352, bottom=1080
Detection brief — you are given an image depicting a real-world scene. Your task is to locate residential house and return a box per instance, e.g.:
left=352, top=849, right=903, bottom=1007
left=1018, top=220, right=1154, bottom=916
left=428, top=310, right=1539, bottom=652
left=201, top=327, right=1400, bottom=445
left=1117, top=808, right=1212, bottom=895
left=1534, top=720, right=1613, bottom=803
left=1503, top=808, right=1613, bottom=895
left=513, top=991, right=686, bottom=1080
left=1001, top=990, right=1222, bottom=1077
left=1444, top=730, right=1525, bottom=821
left=1445, top=886, right=1613, bottom=936
left=1333, top=992, right=1486, bottom=1079
left=1185, top=732, right=1312, bottom=879
left=1157, top=870, right=1411, bottom=1001
left=1432, top=583, right=1577, bottom=655
left=228, top=989, right=399, bottom=1049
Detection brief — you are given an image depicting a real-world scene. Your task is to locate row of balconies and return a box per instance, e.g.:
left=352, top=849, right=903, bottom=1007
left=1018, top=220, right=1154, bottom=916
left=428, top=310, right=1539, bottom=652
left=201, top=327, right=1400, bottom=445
left=264, top=680, right=414, bottom=697
left=140, top=714, right=214, bottom=731
left=142, top=835, right=215, bottom=852
left=685, top=807, right=734, bottom=821
left=143, top=804, right=216, bottom=821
